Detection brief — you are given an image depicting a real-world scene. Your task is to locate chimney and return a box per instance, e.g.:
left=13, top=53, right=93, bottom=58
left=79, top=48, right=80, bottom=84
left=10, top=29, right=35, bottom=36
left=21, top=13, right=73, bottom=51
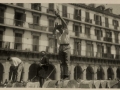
left=96, top=5, right=105, bottom=11
left=88, top=4, right=95, bottom=8
left=105, top=8, right=113, bottom=13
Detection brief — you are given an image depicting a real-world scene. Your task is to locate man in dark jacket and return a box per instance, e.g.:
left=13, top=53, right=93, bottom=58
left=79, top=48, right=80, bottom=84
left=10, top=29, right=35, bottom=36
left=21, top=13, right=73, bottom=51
left=36, top=51, right=49, bottom=87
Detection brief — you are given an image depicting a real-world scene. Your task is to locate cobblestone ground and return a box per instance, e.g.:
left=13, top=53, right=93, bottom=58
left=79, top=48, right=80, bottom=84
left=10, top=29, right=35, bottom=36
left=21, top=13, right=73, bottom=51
left=0, top=80, right=120, bottom=88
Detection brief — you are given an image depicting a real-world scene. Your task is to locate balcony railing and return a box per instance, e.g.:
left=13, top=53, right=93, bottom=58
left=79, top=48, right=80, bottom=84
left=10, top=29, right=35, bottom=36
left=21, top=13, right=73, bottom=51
left=115, top=39, right=119, bottom=43
left=73, top=49, right=81, bottom=56
left=115, top=55, right=120, bottom=59
left=104, top=37, right=112, bottom=42
left=103, top=53, right=114, bottom=59
left=95, top=20, right=102, bottom=26
left=85, top=18, right=92, bottom=23
left=28, top=23, right=47, bottom=31
left=96, top=52, right=102, bottom=58
left=114, top=25, right=118, bottom=30
left=86, top=51, right=94, bottom=57
left=0, top=40, right=120, bottom=60
left=105, top=23, right=109, bottom=28
left=14, top=19, right=23, bottom=27
left=74, top=15, right=81, bottom=21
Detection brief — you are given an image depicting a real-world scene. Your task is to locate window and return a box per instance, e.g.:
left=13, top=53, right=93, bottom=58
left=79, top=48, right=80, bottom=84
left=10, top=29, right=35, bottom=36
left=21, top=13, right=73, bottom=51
left=14, top=10, right=26, bottom=27
left=94, top=14, right=102, bottom=26
left=74, top=9, right=81, bottom=20
left=95, top=28, right=102, bottom=40
left=105, top=17, right=109, bottom=27
left=85, top=26, right=90, bottom=38
left=33, top=16, right=39, bottom=25
left=106, top=46, right=111, bottom=54
left=96, top=44, right=102, bottom=57
left=62, top=5, right=67, bottom=17
left=47, top=38, right=57, bottom=53
left=49, top=3, right=54, bottom=11
left=85, top=12, right=92, bottom=23
left=73, top=24, right=82, bottom=37
left=14, top=33, right=22, bottom=50
left=104, top=31, right=112, bottom=42
left=49, top=18, right=54, bottom=32
left=0, top=8, right=4, bottom=23
left=114, top=32, right=119, bottom=43
left=86, top=42, right=93, bottom=57
left=113, top=20, right=119, bottom=29
left=32, top=36, right=39, bottom=51
left=115, top=46, right=120, bottom=59
left=74, top=40, right=81, bottom=55
left=31, top=3, right=41, bottom=11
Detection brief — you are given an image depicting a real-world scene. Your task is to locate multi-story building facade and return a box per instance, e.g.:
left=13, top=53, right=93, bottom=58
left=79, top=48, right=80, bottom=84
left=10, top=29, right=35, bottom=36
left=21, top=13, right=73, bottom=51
left=0, top=3, right=120, bottom=83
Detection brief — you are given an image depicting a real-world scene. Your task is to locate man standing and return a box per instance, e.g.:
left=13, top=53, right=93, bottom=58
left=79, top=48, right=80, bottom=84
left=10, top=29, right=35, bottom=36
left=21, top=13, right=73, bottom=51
left=53, top=11, right=71, bottom=79
left=36, top=51, right=49, bottom=87
left=7, top=57, right=24, bottom=82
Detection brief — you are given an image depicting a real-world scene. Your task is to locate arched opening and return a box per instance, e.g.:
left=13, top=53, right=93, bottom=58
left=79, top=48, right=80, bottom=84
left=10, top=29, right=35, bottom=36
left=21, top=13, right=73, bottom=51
left=9, top=66, right=17, bottom=81
left=97, top=66, right=104, bottom=80
left=86, top=66, right=94, bottom=80
left=28, top=63, right=39, bottom=80
left=117, top=67, right=120, bottom=79
left=47, top=64, right=56, bottom=80
left=0, top=63, right=3, bottom=82
left=74, top=65, right=83, bottom=80
left=107, top=67, right=114, bottom=80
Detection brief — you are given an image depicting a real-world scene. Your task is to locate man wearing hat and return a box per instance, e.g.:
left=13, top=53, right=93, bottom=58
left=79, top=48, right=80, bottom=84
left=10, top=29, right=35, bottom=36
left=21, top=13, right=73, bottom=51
left=36, top=51, right=49, bottom=87
left=53, top=11, right=71, bottom=79
left=7, top=57, right=24, bottom=82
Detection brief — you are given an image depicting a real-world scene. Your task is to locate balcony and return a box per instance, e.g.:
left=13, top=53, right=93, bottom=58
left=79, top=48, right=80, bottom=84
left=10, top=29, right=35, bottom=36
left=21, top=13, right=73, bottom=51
left=85, top=18, right=92, bottom=23
left=96, top=52, right=102, bottom=58
left=32, top=45, right=39, bottom=51
left=105, top=23, right=109, bottom=28
left=95, top=20, right=102, bottom=26
left=15, top=19, right=23, bottom=27
left=75, top=31, right=79, bottom=37
left=114, top=26, right=118, bottom=30
left=115, top=55, right=120, bottom=59
left=86, top=51, right=94, bottom=57
left=73, top=49, right=81, bottom=56
left=103, top=53, right=114, bottom=59
left=74, top=15, right=81, bottom=21
left=14, top=43, right=22, bottom=50
left=104, top=37, right=112, bottom=42
left=29, top=23, right=47, bottom=31
left=115, top=39, right=119, bottom=43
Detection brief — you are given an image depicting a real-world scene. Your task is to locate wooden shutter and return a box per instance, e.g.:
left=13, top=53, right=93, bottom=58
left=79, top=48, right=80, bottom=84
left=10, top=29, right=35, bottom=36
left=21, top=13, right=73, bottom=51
left=100, top=16, right=102, bottom=25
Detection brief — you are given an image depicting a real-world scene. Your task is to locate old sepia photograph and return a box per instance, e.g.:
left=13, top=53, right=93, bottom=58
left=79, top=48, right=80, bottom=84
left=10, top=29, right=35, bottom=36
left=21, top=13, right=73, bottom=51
left=0, top=2, right=120, bottom=88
